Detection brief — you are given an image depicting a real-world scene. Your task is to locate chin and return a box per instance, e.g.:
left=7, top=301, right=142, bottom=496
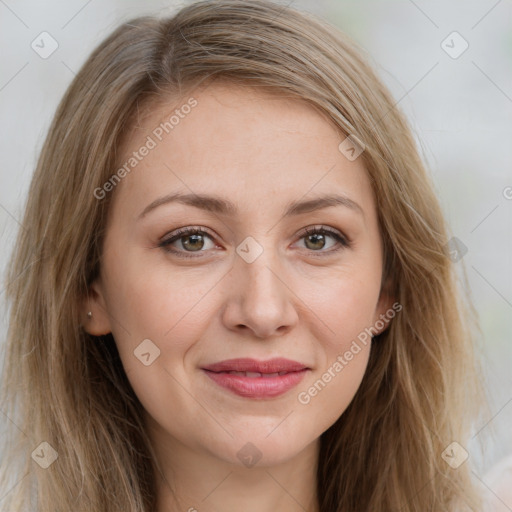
left=207, top=429, right=314, bottom=469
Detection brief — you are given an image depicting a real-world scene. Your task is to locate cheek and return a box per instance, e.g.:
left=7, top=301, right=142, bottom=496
left=296, top=343, right=370, bottom=434
left=101, top=257, right=218, bottom=429
left=293, top=273, right=376, bottom=429
left=291, top=263, right=380, bottom=420
left=102, top=244, right=217, bottom=342
left=301, top=262, right=382, bottom=349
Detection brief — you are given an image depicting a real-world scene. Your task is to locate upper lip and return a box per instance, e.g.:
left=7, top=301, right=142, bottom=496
left=201, top=358, right=309, bottom=374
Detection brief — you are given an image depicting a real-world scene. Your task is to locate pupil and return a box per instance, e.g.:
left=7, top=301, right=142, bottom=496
left=306, top=234, right=325, bottom=250
left=183, top=234, right=203, bottom=251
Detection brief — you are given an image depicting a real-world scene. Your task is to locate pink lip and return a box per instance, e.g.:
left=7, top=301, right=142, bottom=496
left=201, top=358, right=310, bottom=399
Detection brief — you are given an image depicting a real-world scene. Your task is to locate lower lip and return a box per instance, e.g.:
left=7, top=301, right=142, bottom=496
left=202, top=369, right=308, bottom=399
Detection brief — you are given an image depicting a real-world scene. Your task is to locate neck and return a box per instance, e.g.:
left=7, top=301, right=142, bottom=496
left=148, top=423, right=320, bottom=512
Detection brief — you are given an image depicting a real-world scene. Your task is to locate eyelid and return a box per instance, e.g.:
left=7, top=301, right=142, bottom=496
left=297, top=225, right=350, bottom=245
left=159, top=226, right=219, bottom=251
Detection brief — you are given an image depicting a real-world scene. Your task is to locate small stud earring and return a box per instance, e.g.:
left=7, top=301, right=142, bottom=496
left=87, top=311, right=92, bottom=319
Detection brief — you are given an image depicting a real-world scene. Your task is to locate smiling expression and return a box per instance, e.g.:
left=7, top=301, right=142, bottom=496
left=85, top=82, right=392, bottom=467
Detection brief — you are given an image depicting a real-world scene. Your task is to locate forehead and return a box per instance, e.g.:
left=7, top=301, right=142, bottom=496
left=109, top=83, right=374, bottom=221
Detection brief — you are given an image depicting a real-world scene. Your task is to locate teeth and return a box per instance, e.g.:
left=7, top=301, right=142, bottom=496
left=224, top=371, right=286, bottom=378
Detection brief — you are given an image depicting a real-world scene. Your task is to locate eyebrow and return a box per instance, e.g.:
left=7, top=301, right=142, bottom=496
left=138, top=192, right=364, bottom=219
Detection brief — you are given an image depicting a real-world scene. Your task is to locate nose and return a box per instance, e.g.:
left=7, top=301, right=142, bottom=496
left=221, top=246, right=299, bottom=339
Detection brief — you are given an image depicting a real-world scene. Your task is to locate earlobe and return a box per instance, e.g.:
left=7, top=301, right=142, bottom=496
left=81, top=280, right=112, bottom=336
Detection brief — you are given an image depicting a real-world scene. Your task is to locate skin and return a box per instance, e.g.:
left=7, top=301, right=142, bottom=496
left=83, top=83, right=393, bottom=512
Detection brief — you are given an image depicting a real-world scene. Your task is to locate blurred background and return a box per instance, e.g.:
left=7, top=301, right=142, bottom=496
left=1, top=0, right=511, bottom=504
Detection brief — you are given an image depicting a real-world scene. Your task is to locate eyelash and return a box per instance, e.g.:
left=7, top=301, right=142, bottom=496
left=158, top=225, right=351, bottom=259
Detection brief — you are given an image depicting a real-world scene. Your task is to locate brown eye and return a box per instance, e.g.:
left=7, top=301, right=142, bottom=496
left=159, top=227, right=217, bottom=258
left=296, top=226, right=350, bottom=255
left=179, top=233, right=206, bottom=251
left=304, top=232, right=328, bottom=251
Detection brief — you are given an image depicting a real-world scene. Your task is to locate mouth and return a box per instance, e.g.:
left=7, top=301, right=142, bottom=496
left=209, top=370, right=294, bottom=377
left=201, top=357, right=309, bottom=374
left=201, top=358, right=310, bottom=399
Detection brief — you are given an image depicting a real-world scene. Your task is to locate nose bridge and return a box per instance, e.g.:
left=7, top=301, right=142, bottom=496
left=236, top=235, right=286, bottom=304
left=222, top=234, right=297, bottom=337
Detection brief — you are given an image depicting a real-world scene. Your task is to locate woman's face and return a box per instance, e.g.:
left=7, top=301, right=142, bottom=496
left=85, top=83, right=392, bottom=468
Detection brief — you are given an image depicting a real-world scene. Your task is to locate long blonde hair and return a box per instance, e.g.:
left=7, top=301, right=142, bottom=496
left=0, top=1, right=486, bottom=510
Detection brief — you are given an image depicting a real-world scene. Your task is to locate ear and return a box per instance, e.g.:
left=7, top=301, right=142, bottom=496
left=81, top=278, right=113, bottom=336
left=372, top=276, right=396, bottom=336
